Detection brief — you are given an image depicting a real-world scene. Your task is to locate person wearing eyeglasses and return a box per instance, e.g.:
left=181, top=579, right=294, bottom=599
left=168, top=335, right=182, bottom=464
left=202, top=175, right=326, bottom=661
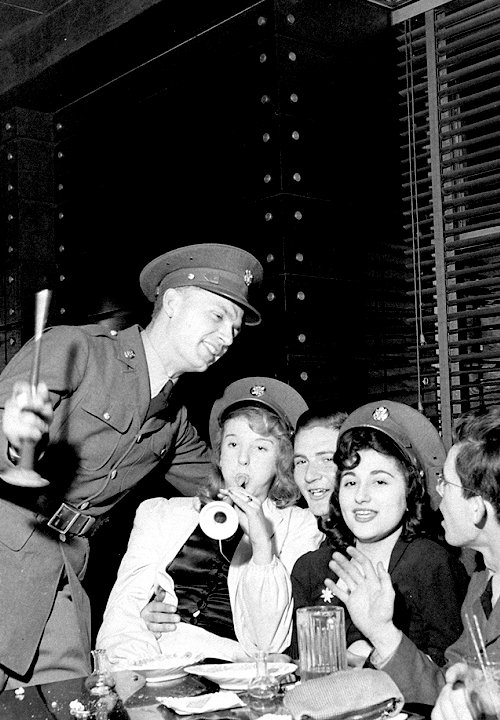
left=328, top=405, right=500, bottom=719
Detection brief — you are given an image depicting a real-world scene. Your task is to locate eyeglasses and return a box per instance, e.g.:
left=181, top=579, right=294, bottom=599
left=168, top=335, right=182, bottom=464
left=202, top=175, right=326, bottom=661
left=436, top=472, right=476, bottom=497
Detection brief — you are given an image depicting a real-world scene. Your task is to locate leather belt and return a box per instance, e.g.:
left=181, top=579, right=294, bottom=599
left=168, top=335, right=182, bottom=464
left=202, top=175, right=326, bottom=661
left=46, top=502, right=96, bottom=541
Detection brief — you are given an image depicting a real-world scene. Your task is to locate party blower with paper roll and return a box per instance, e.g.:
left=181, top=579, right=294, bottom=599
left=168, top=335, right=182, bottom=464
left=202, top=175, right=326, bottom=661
left=198, top=501, right=239, bottom=540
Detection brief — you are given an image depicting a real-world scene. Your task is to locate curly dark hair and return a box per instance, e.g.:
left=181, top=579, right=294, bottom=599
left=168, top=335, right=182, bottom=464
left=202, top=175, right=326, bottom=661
left=199, top=404, right=301, bottom=508
left=322, top=427, right=432, bottom=550
left=453, top=405, right=500, bottom=518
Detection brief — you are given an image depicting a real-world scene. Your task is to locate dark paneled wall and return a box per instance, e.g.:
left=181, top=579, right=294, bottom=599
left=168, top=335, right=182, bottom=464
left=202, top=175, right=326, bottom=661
left=0, top=0, right=399, bottom=637
left=2, top=0, right=396, bottom=414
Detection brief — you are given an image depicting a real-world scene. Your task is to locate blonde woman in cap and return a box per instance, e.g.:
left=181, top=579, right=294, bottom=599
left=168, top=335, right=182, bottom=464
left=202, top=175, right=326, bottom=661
left=96, top=377, right=324, bottom=665
left=0, top=243, right=263, bottom=691
left=290, top=400, right=469, bottom=668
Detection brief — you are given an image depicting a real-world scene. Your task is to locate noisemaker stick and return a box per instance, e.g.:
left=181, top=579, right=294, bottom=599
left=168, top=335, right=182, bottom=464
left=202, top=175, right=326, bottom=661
left=19, top=289, right=52, bottom=470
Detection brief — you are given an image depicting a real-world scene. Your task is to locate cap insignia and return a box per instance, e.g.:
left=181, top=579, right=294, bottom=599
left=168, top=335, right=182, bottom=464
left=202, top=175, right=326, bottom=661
left=250, top=385, right=266, bottom=397
left=372, top=406, right=390, bottom=422
left=124, top=349, right=136, bottom=359
left=244, top=269, right=253, bottom=286
left=203, top=271, right=220, bottom=285
left=187, top=273, right=195, bottom=280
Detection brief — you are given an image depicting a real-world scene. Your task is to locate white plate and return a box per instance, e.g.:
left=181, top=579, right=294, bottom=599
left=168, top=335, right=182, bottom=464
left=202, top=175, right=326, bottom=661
left=184, top=661, right=297, bottom=690
left=140, top=667, right=189, bottom=684
left=126, top=652, right=203, bottom=684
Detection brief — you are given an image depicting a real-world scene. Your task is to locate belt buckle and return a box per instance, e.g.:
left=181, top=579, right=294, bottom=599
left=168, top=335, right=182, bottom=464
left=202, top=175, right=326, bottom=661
left=47, top=502, right=82, bottom=540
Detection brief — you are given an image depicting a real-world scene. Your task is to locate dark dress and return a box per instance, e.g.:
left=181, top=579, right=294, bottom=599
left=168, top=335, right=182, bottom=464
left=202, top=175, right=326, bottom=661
left=289, top=535, right=470, bottom=666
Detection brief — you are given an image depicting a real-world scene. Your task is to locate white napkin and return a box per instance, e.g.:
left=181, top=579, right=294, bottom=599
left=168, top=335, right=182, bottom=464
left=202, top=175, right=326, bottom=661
left=156, top=691, right=246, bottom=715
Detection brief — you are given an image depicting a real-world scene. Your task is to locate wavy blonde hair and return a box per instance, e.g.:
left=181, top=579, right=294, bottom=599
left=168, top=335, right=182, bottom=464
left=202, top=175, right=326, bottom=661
left=200, top=404, right=300, bottom=508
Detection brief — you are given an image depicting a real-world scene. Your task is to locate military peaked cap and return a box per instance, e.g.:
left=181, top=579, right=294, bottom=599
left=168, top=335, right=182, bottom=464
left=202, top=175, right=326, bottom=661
left=140, top=243, right=263, bottom=325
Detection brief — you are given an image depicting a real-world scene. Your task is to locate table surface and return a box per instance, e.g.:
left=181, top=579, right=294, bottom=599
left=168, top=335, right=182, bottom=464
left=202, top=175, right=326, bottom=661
left=0, top=669, right=433, bottom=720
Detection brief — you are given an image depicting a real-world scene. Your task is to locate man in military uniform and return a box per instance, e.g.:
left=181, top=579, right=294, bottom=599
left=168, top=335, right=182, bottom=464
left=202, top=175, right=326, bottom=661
left=0, top=242, right=263, bottom=691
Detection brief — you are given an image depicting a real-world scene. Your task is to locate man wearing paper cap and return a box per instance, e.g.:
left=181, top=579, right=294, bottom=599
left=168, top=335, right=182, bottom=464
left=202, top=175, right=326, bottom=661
left=0, top=242, right=263, bottom=691
left=327, top=404, right=500, bottom=719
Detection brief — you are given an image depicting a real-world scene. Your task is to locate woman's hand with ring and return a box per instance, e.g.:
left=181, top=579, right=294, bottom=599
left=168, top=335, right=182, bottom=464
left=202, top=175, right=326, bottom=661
left=220, top=487, right=272, bottom=564
left=326, top=546, right=400, bottom=657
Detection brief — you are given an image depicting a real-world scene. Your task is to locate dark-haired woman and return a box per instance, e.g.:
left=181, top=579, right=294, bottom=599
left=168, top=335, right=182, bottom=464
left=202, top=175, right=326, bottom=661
left=290, top=401, right=470, bottom=668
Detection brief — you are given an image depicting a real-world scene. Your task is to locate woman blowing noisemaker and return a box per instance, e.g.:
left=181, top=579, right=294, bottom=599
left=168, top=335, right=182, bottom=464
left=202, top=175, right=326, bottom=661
left=97, top=377, right=323, bottom=665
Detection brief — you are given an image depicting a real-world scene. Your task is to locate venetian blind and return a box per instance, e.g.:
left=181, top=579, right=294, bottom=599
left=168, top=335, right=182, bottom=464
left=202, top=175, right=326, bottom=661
left=396, top=0, right=500, bottom=445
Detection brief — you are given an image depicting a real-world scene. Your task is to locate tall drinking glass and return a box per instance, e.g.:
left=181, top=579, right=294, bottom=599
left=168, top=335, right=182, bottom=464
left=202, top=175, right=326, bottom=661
left=296, top=606, right=347, bottom=682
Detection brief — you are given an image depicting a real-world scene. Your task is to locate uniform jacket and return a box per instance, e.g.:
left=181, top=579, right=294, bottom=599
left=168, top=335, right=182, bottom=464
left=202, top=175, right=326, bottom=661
left=96, top=495, right=324, bottom=664
left=381, top=567, right=497, bottom=706
left=289, top=536, right=469, bottom=665
left=0, top=324, right=211, bottom=675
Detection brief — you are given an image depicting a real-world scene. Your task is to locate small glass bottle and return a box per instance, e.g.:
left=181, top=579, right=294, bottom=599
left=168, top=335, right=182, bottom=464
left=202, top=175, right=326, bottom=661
left=83, top=650, right=132, bottom=719
left=85, top=649, right=116, bottom=697
left=247, top=650, right=279, bottom=713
